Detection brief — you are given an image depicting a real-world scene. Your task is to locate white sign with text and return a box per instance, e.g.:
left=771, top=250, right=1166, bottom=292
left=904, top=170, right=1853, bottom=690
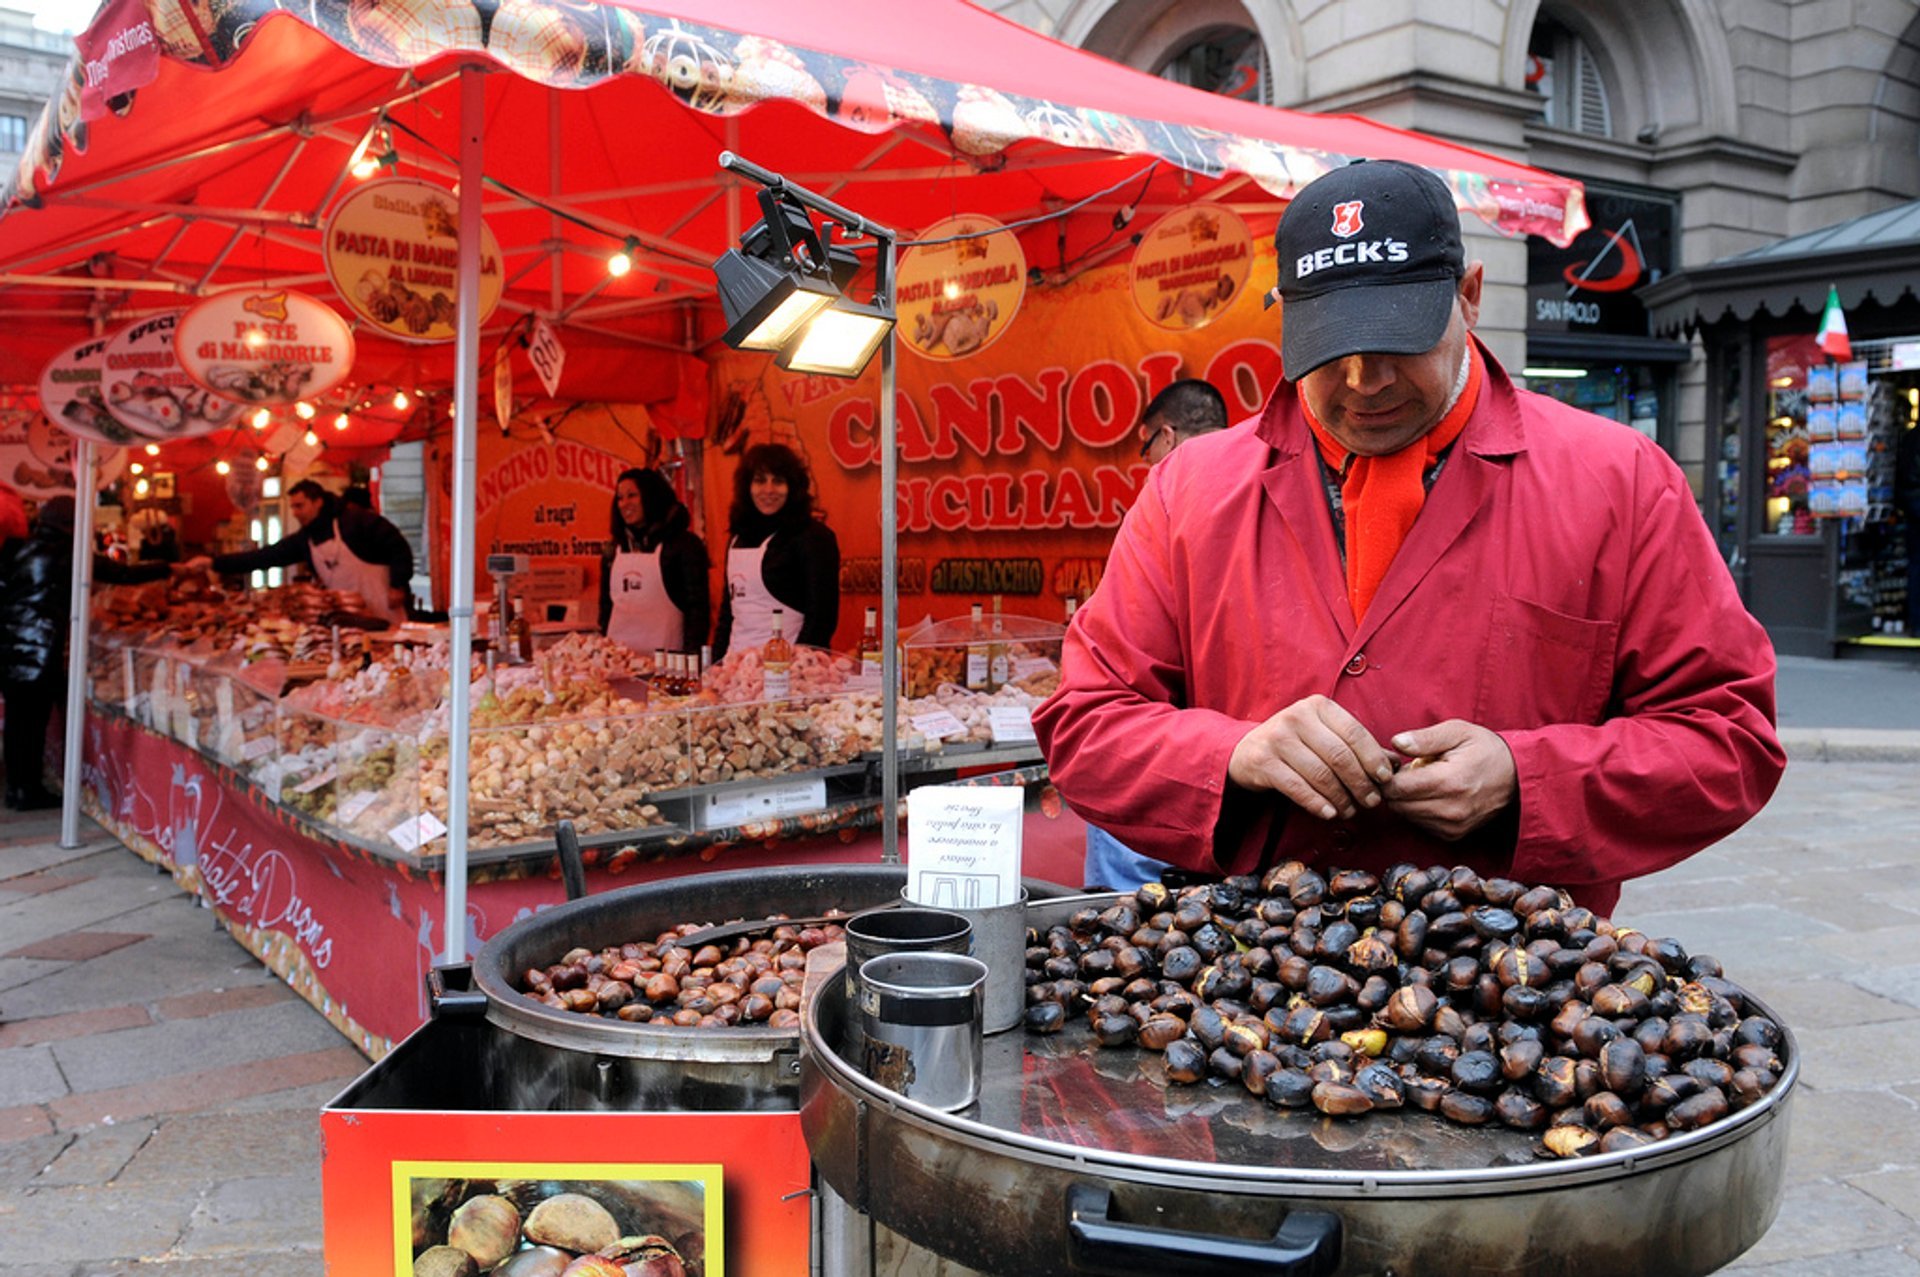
left=906, top=784, right=1023, bottom=910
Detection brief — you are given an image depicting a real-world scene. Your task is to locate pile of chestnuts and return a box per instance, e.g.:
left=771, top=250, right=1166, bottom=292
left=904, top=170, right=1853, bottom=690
left=412, top=1180, right=696, bottom=1276
left=1024, top=861, right=1785, bottom=1158
left=519, top=915, right=846, bottom=1028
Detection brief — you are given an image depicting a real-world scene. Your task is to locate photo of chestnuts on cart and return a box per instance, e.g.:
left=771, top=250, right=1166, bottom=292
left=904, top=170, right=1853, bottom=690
left=1024, top=861, right=1785, bottom=1159
left=410, top=1177, right=706, bottom=1276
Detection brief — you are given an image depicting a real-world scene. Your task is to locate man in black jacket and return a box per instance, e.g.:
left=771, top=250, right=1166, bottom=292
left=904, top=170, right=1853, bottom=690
left=187, top=479, right=415, bottom=622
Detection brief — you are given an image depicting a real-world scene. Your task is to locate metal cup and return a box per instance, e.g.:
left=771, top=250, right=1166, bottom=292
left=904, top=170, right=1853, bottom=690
left=842, top=906, right=972, bottom=1059
left=858, top=952, right=988, bottom=1112
left=930, top=887, right=1029, bottom=1035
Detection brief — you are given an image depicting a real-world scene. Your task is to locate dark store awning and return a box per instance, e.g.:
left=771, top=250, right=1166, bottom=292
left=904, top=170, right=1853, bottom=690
left=1642, top=199, right=1920, bottom=335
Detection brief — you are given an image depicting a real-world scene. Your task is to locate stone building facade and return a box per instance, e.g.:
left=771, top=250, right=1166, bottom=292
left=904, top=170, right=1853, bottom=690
left=0, top=7, right=71, bottom=174
left=985, top=0, right=1920, bottom=500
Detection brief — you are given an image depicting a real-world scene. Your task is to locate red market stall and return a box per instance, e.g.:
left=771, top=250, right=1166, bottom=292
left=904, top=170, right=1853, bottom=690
left=0, top=7, right=1594, bottom=1269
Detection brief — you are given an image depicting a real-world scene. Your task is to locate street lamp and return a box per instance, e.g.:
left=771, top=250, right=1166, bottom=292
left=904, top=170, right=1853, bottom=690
left=711, top=150, right=904, bottom=862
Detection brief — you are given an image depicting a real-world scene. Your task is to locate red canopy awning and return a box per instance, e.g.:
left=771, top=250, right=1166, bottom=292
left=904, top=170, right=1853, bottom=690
left=0, top=0, right=1587, bottom=397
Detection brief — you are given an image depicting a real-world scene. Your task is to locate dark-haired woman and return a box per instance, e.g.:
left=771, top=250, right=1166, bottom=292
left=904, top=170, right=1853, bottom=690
left=713, top=443, right=839, bottom=658
left=599, top=467, right=709, bottom=654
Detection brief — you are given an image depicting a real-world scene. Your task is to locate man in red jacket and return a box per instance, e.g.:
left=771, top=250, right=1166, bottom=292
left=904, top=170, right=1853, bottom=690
left=1033, top=159, right=1784, bottom=915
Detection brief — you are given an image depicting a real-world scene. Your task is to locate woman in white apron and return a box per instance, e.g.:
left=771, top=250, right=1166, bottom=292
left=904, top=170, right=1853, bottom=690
left=599, top=467, right=710, bottom=655
left=198, top=479, right=414, bottom=624
left=713, top=443, right=840, bottom=658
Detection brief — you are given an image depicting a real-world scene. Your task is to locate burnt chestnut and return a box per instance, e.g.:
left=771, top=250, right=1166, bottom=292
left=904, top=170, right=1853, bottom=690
left=1164, top=1038, right=1208, bottom=1084
left=1584, top=1091, right=1634, bottom=1130
left=1289, top=870, right=1328, bottom=908
left=1024, top=1002, right=1066, bottom=1034
left=1262, top=1068, right=1314, bottom=1108
left=1598, top=1127, right=1658, bottom=1154
left=1451, top=1050, right=1502, bottom=1095
left=1666, top=1083, right=1728, bottom=1129
left=1384, top=984, right=1439, bottom=1032
left=1403, top=1074, right=1451, bottom=1112
left=1439, top=1090, right=1495, bottom=1126
left=1161, top=946, right=1203, bottom=985
left=1495, top=1088, right=1549, bottom=1130
left=1535, top=1056, right=1581, bottom=1108
left=1240, top=1049, right=1280, bottom=1097
left=1091, top=1014, right=1138, bottom=1049
left=1354, top=1062, right=1405, bottom=1109
left=1599, top=1038, right=1648, bottom=1096
left=1306, top=965, right=1360, bottom=1008
left=1499, top=1038, right=1545, bottom=1082
left=1311, top=1080, right=1372, bottom=1118
left=1209, top=1047, right=1245, bottom=1082
left=1543, top=1124, right=1601, bottom=1158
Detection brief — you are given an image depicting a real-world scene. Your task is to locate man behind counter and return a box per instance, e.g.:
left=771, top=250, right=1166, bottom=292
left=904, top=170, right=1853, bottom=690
left=186, top=479, right=414, bottom=623
left=1034, top=159, right=1785, bottom=916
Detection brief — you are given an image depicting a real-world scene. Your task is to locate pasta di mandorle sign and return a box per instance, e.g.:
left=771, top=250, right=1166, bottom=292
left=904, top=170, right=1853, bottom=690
left=175, top=288, right=356, bottom=404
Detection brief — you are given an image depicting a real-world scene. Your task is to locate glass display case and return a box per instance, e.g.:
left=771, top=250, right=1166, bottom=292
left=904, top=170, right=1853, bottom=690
left=899, top=607, right=1064, bottom=748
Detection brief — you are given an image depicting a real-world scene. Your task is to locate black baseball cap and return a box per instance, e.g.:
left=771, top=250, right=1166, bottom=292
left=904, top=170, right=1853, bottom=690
left=1268, top=159, right=1466, bottom=380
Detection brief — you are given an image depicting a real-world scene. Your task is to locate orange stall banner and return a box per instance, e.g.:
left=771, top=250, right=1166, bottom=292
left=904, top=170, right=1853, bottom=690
left=703, top=243, right=1284, bottom=648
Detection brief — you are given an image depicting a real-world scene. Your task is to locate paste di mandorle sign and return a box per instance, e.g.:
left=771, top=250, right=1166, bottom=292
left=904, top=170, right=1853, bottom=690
left=1130, top=205, right=1253, bottom=331
left=40, top=335, right=143, bottom=445
left=896, top=215, right=1025, bottom=361
left=324, top=177, right=502, bottom=344
left=98, top=311, right=247, bottom=440
left=175, top=288, right=356, bottom=404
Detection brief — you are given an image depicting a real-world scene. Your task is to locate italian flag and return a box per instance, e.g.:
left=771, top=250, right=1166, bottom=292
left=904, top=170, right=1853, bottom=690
left=1817, top=285, right=1852, bottom=361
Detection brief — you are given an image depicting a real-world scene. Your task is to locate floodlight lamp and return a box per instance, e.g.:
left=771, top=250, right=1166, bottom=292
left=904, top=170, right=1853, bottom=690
left=608, top=237, right=638, bottom=277
left=740, top=188, right=827, bottom=272
left=349, top=125, right=397, bottom=180
left=774, top=297, right=894, bottom=378
left=713, top=248, right=837, bottom=352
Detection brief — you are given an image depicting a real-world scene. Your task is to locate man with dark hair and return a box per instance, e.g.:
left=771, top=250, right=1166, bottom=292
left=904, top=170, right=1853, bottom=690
left=186, top=478, right=415, bottom=622
left=1037, top=159, right=1784, bottom=915
left=1137, top=378, right=1229, bottom=466
left=1084, top=376, right=1233, bottom=888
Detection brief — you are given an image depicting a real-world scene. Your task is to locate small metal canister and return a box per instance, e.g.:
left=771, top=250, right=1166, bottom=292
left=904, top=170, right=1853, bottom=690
left=858, top=952, right=988, bottom=1112
left=842, top=907, right=972, bottom=1058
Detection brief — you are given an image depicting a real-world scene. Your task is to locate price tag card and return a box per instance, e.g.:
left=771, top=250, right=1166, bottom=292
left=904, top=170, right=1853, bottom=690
left=388, top=812, right=450, bottom=853
left=242, top=735, right=277, bottom=761
left=214, top=680, right=236, bottom=741
left=291, top=766, right=338, bottom=795
left=338, top=790, right=378, bottom=824
left=988, top=705, right=1036, bottom=744
left=1010, top=656, right=1057, bottom=680
left=910, top=710, right=968, bottom=741
left=906, top=784, right=1023, bottom=909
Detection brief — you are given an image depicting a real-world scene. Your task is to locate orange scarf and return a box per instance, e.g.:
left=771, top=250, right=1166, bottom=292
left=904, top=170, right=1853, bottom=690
left=1304, top=345, right=1483, bottom=622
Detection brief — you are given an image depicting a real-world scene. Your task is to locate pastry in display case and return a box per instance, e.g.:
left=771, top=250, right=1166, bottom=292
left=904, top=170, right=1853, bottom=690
left=899, top=599, right=1063, bottom=747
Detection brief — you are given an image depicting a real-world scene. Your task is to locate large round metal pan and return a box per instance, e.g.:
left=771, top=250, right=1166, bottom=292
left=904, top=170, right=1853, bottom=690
left=470, top=865, right=1068, bottom=1112
left=800, top=893, right=1797, bottom=1276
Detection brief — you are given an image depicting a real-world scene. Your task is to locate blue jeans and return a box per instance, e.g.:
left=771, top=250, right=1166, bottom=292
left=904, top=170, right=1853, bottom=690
left=1082, top=824, right=1171, bottom=892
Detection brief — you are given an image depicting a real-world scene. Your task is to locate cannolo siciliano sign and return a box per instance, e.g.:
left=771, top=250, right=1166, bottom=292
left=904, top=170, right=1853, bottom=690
left=176, top=289, right=356, bottom=404
left=323, top=177, right=502, bottom=344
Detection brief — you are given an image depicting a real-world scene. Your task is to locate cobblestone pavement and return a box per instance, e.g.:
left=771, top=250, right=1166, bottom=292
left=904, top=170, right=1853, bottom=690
left=0, top=739, right=1915, bottom=1274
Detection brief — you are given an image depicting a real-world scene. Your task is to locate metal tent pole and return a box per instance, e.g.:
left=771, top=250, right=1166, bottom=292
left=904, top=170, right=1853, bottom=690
left=443, top=63, right=485, bottom=963
left=59, top=438, right=97, bottom=848
left=878, top=270, right=900, bottom=865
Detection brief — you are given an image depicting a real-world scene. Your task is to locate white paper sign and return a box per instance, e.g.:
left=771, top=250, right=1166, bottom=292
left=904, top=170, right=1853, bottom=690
left=906, top=784, right=1023, bottom=909
left=988, top=705, right=1036, bottom=743
left=387, top=810, right=450, bottom=852
left=1011, top=656, right=1056, bottom=680
left=242, top=734, right=277, bottom=761
left=291, top=766, right=338, bottom=795
left=338, top=789, right=378, bottom=824
left=528, top=316, right=566, bottom=397
left=910, top=709, right=968, bottom=741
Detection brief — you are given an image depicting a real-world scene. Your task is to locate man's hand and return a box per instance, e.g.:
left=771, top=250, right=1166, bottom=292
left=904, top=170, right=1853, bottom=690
left=176, top=555, right=213, bottom=575
left=1383, top=720, right=1517, bottom=840
left=1228, top=694, right=1396, bottom=821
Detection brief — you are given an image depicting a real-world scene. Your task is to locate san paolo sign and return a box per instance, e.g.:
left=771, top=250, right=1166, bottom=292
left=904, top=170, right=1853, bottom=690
left=175, top=289, right=356, bottom=404
left=1527, top=186, right=1675, bottom=337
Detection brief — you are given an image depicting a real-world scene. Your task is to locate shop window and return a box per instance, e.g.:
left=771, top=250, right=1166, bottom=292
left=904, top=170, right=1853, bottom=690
left=1715, top=348, right=1742, bottom=551
left=1526, top=15, right=1612, bottom=138
left=1762, top=334, right=1821, bottom=537
left=0, top=114, right=25, bottom=152
left=1156, top=28, right=1269, bottom=105
left=1524, top=363, right=1659, bottom=440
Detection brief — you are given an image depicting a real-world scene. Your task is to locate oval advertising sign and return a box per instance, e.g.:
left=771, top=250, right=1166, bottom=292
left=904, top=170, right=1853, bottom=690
left=897, top=215, right=1025, bottom=361
left=40, top=336, right=144, bottom=446
left=175, top=288, right=356, bottom=404
left=324, top=177, right=503, bottom=343
left=1130, top=205, right=1253, bottom=331
left=98, top=312, right=247, bottom=440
